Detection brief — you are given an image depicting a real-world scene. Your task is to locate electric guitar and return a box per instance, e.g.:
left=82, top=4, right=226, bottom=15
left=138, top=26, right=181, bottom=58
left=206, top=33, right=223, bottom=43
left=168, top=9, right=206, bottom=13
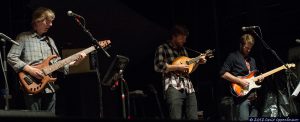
left=231, top=63, right=295, bottom=97
left=171, top=49, right=214, bottom=74
left=18, top=40, right=111, bottom=94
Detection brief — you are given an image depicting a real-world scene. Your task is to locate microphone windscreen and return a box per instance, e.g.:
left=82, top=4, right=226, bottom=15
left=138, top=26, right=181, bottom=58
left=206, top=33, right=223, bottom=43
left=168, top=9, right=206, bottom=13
left=67, top=11, right=73, bottom=16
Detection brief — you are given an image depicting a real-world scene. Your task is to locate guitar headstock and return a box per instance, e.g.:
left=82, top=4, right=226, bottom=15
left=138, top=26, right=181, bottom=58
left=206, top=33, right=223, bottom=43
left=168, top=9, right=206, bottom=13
left=98, top=40, right=111, bottom=49
left=284, top=63, right=296, bottom=69
left=203, top=49, right=215, bottom=59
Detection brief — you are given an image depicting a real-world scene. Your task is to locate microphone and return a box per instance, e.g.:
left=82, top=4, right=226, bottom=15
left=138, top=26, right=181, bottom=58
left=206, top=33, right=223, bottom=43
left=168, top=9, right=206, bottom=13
left=242, top=26, right=259, bottom=31
left=295, top=38, right=300, bottom=43
left=0, top=33, right=19, bottom=46
left=67, top=10, right=83, bottom=18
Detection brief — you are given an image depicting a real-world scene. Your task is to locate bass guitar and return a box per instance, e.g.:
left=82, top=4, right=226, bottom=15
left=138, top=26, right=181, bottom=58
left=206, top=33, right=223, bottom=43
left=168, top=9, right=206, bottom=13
left=18, top=40, right=111, bottom=94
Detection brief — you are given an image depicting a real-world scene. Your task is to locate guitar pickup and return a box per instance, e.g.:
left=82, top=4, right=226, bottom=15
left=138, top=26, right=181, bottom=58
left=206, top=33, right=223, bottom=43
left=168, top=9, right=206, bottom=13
left=24, top=75, right=34, bottom=85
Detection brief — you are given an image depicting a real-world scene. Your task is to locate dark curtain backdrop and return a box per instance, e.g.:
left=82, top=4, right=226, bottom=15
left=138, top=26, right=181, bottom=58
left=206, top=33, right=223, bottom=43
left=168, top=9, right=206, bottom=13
left=1, top=0, right=300, bottom=119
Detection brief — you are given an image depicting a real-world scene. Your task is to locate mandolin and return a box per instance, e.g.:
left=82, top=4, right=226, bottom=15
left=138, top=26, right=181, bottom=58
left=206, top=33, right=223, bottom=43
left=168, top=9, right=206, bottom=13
left=171, top=49, right=214, bottom=74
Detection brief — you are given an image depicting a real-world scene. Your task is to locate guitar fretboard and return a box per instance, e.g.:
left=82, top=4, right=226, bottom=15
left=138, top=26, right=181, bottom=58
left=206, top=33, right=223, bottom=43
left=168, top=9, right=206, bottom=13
left=187, top=55, right=202, bottom=65
left=253, top=64, right=293, bottom=82
left=42, top=46, right=97, bottom=75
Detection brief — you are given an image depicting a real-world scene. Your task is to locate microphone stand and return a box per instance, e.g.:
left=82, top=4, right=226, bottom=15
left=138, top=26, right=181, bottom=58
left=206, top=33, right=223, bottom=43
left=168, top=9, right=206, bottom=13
left=72, top=17, right=110, bottom=118
left=73, top=18, right=110, bottom=58
left=251, top=28, right=298, bottom=115
left=117, top=69, right=130, bottom=119
left=0, top=40, right=12, bottom=110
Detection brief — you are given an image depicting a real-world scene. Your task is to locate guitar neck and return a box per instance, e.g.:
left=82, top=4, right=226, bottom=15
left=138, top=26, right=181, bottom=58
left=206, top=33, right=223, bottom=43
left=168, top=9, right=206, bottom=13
left=43, top=45, right=97, bottom=75
left=186, top=49, right=214, bottom=65
left=253, top=65, right=286, bottom=82
left=187, top=55, right=202, bottom=65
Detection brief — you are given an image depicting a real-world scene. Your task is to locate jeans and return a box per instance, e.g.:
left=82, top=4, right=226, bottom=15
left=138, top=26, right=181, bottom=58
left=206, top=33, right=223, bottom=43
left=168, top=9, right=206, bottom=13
left=235, top=99, right=258, bottom=121
left=165, top=86, right=198, bottom=120
left=219, top=96, right=235, bottom=120
left=24, top=93, right=56, bottom=113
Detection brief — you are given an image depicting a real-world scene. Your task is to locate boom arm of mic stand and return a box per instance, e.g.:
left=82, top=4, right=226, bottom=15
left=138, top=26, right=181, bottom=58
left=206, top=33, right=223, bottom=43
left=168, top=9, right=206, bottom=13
left=252, top=30, right=298, bottom=78
left=252, top=29, right=298, bottom=97
left=74, top=18, right=111, bottom=58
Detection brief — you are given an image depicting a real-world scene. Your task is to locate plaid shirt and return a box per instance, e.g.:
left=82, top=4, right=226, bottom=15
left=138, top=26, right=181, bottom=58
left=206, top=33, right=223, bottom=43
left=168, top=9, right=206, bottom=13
left=7, top=31, right=69, bottom=93
left=154, top=42, right=195, bottom=94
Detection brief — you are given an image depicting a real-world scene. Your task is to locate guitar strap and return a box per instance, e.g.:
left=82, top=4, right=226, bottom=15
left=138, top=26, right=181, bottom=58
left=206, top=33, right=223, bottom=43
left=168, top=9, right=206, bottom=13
left=245, top=59, right=251, bottom=73
left=244, top=58, right=258, bottom=101
left=45, top=36, right=60, bottom=57
left=44, top=36, right=60, bottom=92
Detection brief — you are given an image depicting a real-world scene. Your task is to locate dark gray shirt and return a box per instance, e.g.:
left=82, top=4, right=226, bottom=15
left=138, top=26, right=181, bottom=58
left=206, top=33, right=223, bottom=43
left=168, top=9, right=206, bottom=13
left=220, top=50, right=258, bottom=102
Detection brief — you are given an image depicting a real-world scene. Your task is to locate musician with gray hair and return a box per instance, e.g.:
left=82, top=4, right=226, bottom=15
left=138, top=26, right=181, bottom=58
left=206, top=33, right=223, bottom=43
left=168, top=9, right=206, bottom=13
left=7, top=7, right=86, bottom=113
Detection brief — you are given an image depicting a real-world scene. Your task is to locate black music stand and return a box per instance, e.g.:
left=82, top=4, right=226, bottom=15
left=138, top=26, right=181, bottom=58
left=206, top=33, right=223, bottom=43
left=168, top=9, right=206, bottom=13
left=102, top=55, right=130, bottom=119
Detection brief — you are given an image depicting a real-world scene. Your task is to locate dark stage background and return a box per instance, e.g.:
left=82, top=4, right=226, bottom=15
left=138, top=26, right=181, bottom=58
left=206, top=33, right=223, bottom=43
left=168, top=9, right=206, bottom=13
left=0, top=0, right=300, bottom=120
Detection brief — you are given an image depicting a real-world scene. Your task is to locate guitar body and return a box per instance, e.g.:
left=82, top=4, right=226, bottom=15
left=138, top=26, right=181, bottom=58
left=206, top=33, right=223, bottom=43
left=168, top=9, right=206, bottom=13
left=230, top=64, right=295, bottom=97
left=231, top=71, right=261, bottom=97
left=172, top=56, right=195, bottom=74
left=18, top=55, right=58, bottom=94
